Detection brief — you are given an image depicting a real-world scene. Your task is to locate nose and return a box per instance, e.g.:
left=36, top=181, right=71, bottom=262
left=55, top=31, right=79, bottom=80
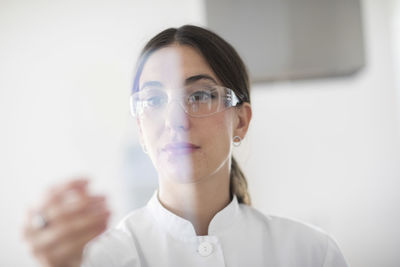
left=164, top=99, right=190, bottom=131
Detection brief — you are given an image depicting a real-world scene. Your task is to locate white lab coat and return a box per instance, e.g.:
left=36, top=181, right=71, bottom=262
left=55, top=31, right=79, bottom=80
left=82, top=191, right=348, bottom=267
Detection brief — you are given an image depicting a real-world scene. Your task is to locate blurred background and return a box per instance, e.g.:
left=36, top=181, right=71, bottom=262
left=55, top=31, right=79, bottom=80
left=1, top=0, right=399, bottom=266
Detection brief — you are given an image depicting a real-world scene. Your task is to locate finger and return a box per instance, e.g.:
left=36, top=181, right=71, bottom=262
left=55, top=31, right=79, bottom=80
left=23, top=208, right=38, bottom=240
left=28, top=195, right=106, bottom=240
left=37, top=221, right=108, bottom=267
left=36, top=178, right=90, bottom=224
left=46, top=195, right=107, bottom=226
left=30, top=205, right=110, bottom=254
left=44, top=178, right=89, bottom=207
left=57, top=222, right=108, bottom=258
left=54, top=204, right=110, bottom=245
left=26, top=194, right=107, bottom=241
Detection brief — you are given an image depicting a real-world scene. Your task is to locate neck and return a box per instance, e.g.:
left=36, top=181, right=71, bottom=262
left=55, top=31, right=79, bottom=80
left=158, top=164, right=231, bottom=236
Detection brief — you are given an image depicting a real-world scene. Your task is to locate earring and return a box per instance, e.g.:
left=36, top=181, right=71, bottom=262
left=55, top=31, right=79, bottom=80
left=233, top=136, right=242, bottom=147
left=141, top=144, right=148, bottom=154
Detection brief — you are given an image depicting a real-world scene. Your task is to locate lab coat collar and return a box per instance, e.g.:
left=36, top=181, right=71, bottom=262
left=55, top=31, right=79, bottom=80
left=147, top=190, right=240, bottom=242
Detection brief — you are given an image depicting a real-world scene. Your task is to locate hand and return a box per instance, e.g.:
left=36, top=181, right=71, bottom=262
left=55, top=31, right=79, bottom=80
left=23, top=179, right=111, bottom=267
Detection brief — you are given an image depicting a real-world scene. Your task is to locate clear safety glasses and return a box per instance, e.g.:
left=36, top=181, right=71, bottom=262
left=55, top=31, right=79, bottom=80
left=130, top=84, right=242, bottom=118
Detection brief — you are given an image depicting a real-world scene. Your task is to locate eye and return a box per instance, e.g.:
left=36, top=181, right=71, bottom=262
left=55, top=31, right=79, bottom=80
left=144, top=95, right=167, bottom=108
left=188, top=90, right=217, bottom=103
left=138, top=90, right=167, bottom=108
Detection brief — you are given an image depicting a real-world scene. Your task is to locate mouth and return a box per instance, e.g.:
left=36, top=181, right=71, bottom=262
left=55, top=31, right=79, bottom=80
left=162, top=142, right=200, bottom=155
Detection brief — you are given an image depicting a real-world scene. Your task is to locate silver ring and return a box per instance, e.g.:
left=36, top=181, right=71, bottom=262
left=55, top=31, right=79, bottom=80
left=31, top=212, right=49, bottom=230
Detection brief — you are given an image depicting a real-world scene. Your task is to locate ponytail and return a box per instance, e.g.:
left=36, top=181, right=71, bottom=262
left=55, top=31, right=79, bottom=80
left=230, top=156, right=251, bottom=205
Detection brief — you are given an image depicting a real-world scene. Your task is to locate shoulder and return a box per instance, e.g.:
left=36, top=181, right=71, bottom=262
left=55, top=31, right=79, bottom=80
left=82, top=228, right=141, bottom=267
left=239, top=203, right=328, bottom=240
left=81, top=208, right=148, bottom=267
left=238, top=204, right=349, bottom=267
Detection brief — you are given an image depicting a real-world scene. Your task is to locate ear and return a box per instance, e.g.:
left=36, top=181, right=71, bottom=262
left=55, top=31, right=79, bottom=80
left=233, top=103, right=252, bottom=139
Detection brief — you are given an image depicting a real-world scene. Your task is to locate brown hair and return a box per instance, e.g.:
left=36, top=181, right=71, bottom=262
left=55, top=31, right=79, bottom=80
left=133, top=25, right=251, bottom=205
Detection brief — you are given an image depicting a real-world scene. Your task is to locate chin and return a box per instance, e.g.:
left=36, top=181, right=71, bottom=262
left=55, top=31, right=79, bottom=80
left=160, top=166, right=210, bottom=184
left=165, top=169, right=198, bottom=184
left=156, top=154, right=227, bottom=184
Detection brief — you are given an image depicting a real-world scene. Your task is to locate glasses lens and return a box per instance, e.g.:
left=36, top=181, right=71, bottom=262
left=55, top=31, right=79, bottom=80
left=185, top=85, right=221, bottom=116
left=130, top=86, right=240, bottom=117
left=131, top=89, right=168, bottom=117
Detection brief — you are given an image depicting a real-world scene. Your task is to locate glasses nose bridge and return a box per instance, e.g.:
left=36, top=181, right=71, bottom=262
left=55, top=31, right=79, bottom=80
left=165, top=95, right=189, bottom=115
left=165, top=95, right=190, bottom=117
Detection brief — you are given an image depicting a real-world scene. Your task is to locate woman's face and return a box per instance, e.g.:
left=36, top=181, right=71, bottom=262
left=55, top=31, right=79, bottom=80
left=137, top=44, right=249, bottom=183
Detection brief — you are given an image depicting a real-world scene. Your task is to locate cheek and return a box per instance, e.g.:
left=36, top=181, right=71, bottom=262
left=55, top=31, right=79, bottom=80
left=199, top=112, right=234, bottom=157
left=140, top=119, right=162, bottom=154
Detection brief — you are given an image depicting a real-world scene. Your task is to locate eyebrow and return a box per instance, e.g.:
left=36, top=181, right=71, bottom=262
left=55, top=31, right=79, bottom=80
left=140, top=74, right=217, bottom=91
left=184, top=74, right=217, bottom=86
left=140, top=80, right=162, bottom=91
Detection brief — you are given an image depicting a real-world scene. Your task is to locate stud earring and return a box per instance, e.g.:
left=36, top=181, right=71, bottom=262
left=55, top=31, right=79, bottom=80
left=141, top=144, right=148, bottom=154
left=233, top=136, right=242, bottom=147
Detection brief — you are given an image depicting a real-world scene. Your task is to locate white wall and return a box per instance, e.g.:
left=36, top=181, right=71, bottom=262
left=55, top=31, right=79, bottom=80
left=394, top=0, right=400, bottom=129
left=0, top=0, right=399, bottom=266
left=235, top=1, right=400, bottom=267
left=0, top=0, right=205, bottom=266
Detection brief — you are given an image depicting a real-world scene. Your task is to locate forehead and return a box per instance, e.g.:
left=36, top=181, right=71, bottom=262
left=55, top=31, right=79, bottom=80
left=139, top=45, right=219, bottom=87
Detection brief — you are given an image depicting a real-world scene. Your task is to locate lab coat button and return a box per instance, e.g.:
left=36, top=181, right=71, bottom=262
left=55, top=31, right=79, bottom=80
left=198, top=241, right=213, bottom=257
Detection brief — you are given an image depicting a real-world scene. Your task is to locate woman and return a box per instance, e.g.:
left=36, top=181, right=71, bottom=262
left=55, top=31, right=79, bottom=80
left=23, top=25, right=348, bottom=267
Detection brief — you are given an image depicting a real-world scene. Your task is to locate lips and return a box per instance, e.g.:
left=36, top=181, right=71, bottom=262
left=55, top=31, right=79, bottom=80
left=162, top=142, right=200, bottom=154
